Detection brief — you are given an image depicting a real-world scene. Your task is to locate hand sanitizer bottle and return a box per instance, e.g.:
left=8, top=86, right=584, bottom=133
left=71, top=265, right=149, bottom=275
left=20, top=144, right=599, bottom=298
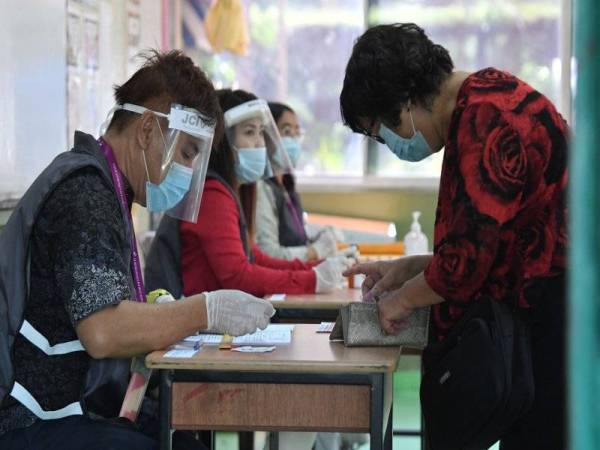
left=404, top=211, right=428, bottom=255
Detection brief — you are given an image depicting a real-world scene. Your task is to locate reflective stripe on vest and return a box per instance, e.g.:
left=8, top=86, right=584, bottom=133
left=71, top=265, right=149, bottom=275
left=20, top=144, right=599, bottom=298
left=11, top=320, right=85, bottom=419
left=19, top=320, right=85, bottom=355
left=9, top=382, right=83, bottom=420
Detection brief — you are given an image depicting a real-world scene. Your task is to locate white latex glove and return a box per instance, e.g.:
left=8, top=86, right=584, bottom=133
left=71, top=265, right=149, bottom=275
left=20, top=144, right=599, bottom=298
left=204, top=290, right=275, bottom=336
left=329, top=226, right=345, bottom=242
left=311, top=228, right=338, bottom=259
left=313, top=258, right=346, bottom=293
left=341, top=244, right=360, bottom=259
left=327, top=254, right=356, bottom=271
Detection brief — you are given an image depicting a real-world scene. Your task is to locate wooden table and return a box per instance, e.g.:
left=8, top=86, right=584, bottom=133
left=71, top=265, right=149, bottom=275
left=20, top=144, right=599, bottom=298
left=146, top=324, right=400, bottom=450
left=271, top=288, right=362, bottom=322
left=269, top=254, right=399, bottom=322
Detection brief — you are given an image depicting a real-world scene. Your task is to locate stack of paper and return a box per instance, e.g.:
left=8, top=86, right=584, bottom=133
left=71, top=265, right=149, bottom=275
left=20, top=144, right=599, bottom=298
left=188, top=324, right=295, bottom=346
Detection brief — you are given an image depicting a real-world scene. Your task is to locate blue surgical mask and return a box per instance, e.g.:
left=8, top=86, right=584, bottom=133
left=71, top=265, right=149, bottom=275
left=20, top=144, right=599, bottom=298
left=282, top=137, right=301, bottom=167
left=145, top=159, right=193, bottom=212
left=144, top=117, right=194, bottom=212
left=379, top=110, right=433, bottom=162
left=235, top=147, right=267, bottom=184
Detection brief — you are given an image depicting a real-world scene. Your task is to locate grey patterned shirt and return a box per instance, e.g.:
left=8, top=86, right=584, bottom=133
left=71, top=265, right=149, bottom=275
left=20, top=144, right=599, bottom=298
left=0, top=167, right=132, bottom=435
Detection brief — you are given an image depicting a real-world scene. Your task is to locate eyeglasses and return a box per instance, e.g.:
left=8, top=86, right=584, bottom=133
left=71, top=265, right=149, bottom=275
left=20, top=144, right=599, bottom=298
left=358, top=118, right=385, bottom=144
left=358, top=127, right=385, bottom=144
left=366, top=132, right=385, bottom=144
left=280, top=125, right=306, bottom=141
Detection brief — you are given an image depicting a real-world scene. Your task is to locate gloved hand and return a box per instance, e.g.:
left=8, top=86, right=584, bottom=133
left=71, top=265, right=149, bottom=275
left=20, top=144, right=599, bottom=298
left=312, top=257, right=346, bottom=293
left=341, top=244, right=360, bottom=260
left=311, top=228, right=338, bottom=259
left=326, top=254, right=356, bottom=271
left=204, top=290, right=275, bottom=336
left=328, top=226, right=345, bottom=242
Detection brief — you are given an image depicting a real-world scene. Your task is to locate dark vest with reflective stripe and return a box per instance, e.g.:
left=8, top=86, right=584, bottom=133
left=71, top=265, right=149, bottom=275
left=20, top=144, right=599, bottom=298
left=0, top=132, right=133, bottom=415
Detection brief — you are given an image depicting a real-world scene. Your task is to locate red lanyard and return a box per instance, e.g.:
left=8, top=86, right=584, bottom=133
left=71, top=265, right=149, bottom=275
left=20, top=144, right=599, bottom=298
left=98, top=138, right=146, bottom=302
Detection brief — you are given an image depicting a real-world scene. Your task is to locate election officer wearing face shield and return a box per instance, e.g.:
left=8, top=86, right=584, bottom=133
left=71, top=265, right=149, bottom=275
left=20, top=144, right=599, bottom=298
left=223, top=98, right=294, bottom=184
left=0, top=51, right=273, bottom=450
left=254, top=102, right=345, bottom=263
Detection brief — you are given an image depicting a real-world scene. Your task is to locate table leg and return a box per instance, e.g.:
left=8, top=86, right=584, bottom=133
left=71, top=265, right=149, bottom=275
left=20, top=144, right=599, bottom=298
left=384, top=408, right=393, bottom=449
left=268, top=432, right=279, bottom=450
left=159, top=369, right=173, bottom=450
left=238, top=431, right=254, bottom=450
left=370, top=373, right=384, bottom=450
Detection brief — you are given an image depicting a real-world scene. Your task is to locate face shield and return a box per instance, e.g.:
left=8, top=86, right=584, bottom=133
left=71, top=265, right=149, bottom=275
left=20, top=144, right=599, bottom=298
left=101, top=103, right=215, bottom=223
left=223, top=99, right=292, bottom=184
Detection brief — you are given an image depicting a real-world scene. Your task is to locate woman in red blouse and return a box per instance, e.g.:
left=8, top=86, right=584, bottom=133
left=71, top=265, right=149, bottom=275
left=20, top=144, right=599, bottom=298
left=181, top=89, right=350, bottom=298
left=341, top=24, right=567, bottom=449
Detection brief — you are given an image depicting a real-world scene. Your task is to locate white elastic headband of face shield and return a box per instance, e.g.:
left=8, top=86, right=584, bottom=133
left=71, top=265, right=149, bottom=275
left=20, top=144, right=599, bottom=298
left=223, top=99, right=270, bottom=127
left=99, top=103, right=215, bottom=140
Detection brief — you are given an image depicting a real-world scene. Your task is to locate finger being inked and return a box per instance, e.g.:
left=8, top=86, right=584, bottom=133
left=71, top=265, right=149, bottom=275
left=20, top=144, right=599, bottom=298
left=364, top=290, right=382, bottom=303
left=363, top=291, right=375, bottom=303
left=392, top=319, right=409, bottom=331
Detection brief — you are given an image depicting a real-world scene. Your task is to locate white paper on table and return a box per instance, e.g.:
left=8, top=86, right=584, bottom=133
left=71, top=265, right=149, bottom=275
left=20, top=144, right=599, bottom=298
left=232, top=330, right=290, bottom=345
left=317, top=322, right=335, bottom=333
left=231, top=324, right=294, bottom=345
left=231, top=346, right=276, bottom=353
left=268, top=293, right=286, bottom=301
left=264, top=324, right=295, bottom=332
left=184, top=325, right=295, bottom=346
left=184, top=334, right=222, bottom=344
left=164, top=348, right=198, bottom=358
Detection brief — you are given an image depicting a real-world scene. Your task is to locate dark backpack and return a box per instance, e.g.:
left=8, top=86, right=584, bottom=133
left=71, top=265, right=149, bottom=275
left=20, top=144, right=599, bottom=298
left=420, top=297, right=534, bottom=450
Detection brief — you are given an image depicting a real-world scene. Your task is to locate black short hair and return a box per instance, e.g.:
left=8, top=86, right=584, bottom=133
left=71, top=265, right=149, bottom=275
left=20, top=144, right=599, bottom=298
left=340, top=23, right=453, bottom=134
left=268, top=102, right=295, bottom=124
left=108, top=50, right=222, bottom=142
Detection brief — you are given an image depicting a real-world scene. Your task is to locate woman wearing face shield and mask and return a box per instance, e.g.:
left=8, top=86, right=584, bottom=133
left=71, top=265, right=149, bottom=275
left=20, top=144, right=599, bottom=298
left=165, top=89, right=353, bottom=301
left=253, top=102, right=343, bottom=262
left=341, top=23, right=568, bottom=450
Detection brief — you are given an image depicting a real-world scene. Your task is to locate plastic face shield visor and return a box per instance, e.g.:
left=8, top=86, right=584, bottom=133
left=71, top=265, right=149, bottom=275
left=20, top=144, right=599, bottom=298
left=105, top=103, right=215, bottom=223
left=223, top=99, right=293, bottom=178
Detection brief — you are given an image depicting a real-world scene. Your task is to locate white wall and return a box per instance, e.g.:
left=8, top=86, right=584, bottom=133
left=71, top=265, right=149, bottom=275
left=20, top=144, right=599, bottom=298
left=70, top=0, right=162, bottom=145
left=0, top=0, right=67, bottom=202
left=0, top=0, right=163, bottom=203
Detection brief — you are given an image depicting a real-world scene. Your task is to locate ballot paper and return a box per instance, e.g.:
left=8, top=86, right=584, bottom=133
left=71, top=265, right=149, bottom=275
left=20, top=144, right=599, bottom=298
left=184, top=334, right=222, bottom=344
left=317, top=322, right=335, bottom=333
left=188, top=324, right=295, bottom=346
left=231, top=346, right=276, bottom=353
left=232, top=328, right=291, bottom=345
left=164, top=348, right=199, bottom=358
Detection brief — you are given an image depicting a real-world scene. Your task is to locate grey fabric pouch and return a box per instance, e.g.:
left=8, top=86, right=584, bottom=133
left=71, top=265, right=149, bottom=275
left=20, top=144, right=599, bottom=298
left=329, top=302, right=430, bottom=349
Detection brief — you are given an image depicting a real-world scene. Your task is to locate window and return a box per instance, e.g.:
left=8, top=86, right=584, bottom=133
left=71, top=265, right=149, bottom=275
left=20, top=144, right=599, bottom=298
left=181, top=0, right=567, bottom=180
left=369, top=0, right=563, bottom=178
left=188, top=0, right=365, bottom=176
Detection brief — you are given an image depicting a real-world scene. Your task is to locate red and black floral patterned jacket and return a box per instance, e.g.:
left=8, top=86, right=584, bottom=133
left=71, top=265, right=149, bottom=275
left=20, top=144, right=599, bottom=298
left=424, top=68, right=568, bottom=339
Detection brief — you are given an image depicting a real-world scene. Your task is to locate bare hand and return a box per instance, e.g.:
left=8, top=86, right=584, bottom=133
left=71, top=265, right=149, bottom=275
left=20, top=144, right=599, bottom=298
left=343, top=255, right=432, bottom=301
left=377, top=289, right=413, bottom=335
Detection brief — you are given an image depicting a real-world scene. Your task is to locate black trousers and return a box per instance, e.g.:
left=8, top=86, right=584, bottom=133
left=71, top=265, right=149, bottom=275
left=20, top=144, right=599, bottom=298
left=0, top=407, right=209, bottom=450
left=0, top=415, right=157, bottom=450
left=500, top=275, right=566, bottom=450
